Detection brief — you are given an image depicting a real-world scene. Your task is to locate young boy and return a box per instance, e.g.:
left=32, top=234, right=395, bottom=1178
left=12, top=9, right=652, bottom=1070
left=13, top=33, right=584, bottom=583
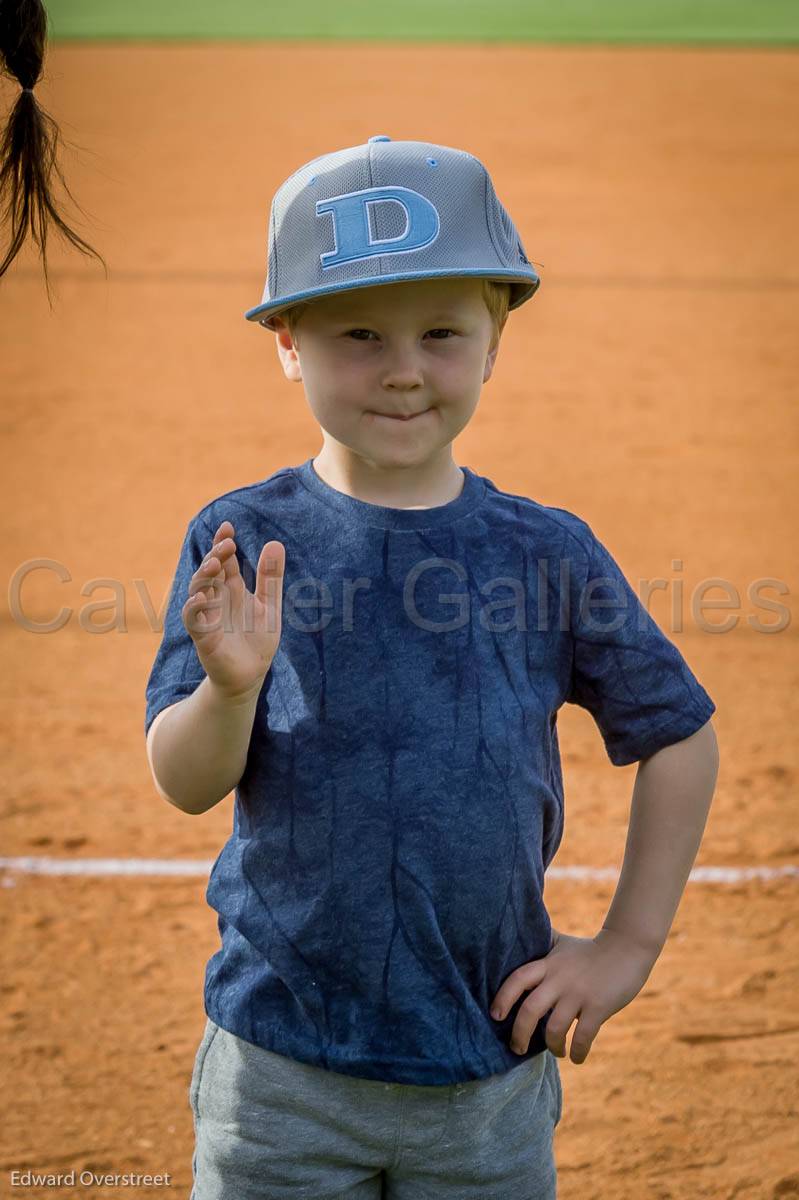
left=145, top=136, right=719, bottom=1199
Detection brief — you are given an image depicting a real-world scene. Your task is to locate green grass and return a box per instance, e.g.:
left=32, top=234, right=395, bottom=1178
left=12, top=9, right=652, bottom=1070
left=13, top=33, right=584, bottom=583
left=46, top=0, right=799, bottom=44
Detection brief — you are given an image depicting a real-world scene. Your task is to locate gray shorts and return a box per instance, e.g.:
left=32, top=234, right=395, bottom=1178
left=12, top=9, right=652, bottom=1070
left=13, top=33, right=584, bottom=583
left=189, top=1017, right=562, bottom=1199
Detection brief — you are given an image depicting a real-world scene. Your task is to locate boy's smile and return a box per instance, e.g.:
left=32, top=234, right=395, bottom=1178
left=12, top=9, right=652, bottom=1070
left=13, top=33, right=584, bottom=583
left=272, top=277, right=504, bottom=510
left=370, top=407, right=432, bottom=420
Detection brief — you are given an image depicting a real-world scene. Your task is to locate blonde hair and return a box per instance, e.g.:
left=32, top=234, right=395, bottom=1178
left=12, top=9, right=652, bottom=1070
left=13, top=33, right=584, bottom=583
left=282, top=278, right=512, bottom=347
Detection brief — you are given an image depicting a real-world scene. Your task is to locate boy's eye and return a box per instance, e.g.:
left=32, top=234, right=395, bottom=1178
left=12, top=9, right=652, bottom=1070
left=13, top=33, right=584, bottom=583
left=345, top=329, right=455, bottom=340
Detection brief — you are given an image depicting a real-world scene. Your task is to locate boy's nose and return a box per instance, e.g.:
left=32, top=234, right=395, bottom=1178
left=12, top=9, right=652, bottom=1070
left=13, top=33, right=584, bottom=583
left=380, top=360, right=425, bottom=388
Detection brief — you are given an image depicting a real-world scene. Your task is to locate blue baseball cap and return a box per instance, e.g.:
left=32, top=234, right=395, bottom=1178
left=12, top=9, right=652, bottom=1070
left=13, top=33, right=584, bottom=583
left=244, top=135, right=541, bottom=331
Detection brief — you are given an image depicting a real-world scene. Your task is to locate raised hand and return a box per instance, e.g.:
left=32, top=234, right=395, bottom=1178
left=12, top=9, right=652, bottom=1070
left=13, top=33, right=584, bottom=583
left=182, top=520, right=286, bottom=701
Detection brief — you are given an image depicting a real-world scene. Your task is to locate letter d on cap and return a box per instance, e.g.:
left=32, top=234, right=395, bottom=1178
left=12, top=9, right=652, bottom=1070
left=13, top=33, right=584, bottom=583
left=316, top=186, right=440, bottom=269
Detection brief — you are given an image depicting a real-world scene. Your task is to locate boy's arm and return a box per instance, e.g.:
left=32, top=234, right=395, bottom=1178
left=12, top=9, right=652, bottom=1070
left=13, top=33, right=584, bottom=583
left=491, top=719, right=720, bottom=1064
left=146, top=675, right=263, bottom=816
left=597, top=718, right=720, bottom=961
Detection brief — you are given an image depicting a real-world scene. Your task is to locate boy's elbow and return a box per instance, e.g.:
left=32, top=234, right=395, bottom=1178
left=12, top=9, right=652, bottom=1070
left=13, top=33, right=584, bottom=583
left=147, top=759, right=190, bottom=813
left=153, top=776, right=192, bottom=814
left=164, top=792, right=215, bottom=816
left=149, top=768, right=215, bottom=816
left=147, top=760, right=220, bottom=816
left=145, top=709, right=200, bottom=814
left=149, top=766, right=228, bottom=816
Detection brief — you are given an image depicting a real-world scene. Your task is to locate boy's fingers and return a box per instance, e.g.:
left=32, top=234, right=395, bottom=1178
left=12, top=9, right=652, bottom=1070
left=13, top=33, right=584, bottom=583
left=255, top=540, right=285, bottom=607
left=185, top=583, right=227, bottom=628
left=189, top=537, right=238, bottom=594
left=209, top=539, right=245, bottom=593
left=222, top=549, right=242, bottom=582
left=184, top=591, right=215, bottom=633
left=491, top=958, right=548, bottom=1018
left=188, top=560, right=221, bottom=597
left=203, top=537, right=234, bottom=565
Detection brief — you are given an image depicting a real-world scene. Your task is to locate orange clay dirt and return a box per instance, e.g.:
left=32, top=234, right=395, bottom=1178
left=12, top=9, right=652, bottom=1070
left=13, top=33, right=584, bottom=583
left=1, top=41, right=798, bottom=1200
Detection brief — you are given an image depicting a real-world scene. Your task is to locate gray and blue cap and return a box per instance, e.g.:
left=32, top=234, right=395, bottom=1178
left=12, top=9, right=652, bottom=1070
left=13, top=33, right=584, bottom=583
left=244, top=135, right=540, bottom=331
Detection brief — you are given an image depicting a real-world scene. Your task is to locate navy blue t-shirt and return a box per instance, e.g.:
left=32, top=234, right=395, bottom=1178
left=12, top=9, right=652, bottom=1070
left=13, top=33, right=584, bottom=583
left=144, top=458, right=715, bottom=1085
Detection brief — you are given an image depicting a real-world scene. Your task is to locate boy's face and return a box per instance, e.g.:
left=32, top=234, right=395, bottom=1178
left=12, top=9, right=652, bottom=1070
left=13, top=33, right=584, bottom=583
left=271, top=278, right=502, bottom=484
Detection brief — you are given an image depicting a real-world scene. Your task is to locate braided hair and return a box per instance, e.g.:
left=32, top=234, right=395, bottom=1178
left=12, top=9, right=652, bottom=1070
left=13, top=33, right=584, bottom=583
left=0, top=0, right=107, bottom=300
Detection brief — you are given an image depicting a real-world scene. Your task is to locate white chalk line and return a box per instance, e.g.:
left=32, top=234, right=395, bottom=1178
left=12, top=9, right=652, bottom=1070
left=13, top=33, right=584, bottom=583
left=0, top=857, right=797, bottom=883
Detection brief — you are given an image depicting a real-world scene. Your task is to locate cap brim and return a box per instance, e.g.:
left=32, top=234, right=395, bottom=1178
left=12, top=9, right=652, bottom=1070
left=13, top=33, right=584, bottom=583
left=244, top=269, right=540, bottom=328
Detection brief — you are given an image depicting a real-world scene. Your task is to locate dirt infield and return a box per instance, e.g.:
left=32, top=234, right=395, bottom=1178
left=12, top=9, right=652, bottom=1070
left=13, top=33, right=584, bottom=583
left=1, top=42, right=798, bottom=1199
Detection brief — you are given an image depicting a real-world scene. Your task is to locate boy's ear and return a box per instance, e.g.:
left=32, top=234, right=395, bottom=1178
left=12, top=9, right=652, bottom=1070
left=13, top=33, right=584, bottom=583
left=483, top=328, right=504, bottom=383
left=273, top=319, right=303, bottom=383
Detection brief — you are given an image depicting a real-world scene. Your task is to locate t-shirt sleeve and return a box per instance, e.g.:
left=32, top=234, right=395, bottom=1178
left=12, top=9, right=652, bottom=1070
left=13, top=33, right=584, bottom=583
left=144, top=515, right=211, bottom=739
left=564, top=526, right=716, bottom=766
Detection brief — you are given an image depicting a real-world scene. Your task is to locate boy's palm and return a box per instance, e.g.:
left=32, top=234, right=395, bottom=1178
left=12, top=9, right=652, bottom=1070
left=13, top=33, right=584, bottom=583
left=182, top=520, right=285, bottom=699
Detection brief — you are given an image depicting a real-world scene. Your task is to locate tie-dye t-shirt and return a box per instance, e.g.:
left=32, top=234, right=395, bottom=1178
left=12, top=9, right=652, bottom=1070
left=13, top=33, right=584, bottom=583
left=144, top=458, right=715, bottom=1085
